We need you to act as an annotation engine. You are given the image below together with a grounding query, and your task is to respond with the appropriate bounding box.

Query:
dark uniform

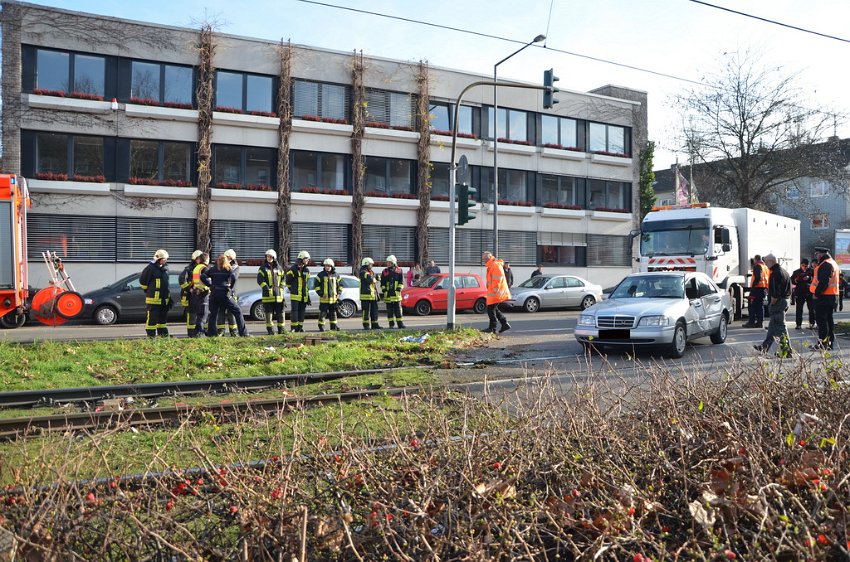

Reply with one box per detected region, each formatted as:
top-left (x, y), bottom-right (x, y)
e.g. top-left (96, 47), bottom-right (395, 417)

top-left (316, 262), bottom-right (341, 332)
top-left (790, 261), bottom-right (815, 329)
top-left (139, 254), bottom-right (170, 338)
top-left (359, 259), bottom-right (381, 330)
top-left (286, 259), bottom-right (310, 332)
top-left (178, 261), bottom-right (194, 335)
top-left (203, 260), bottom-right (249, 337)
top-left (257, 255), bottom-right (286, 335)
top-left (217, 251), bottom-right (240, 336)
top-left (380, 260), bottom-right (406, 329)
top-left (812, 248), bottom-right (839, 350)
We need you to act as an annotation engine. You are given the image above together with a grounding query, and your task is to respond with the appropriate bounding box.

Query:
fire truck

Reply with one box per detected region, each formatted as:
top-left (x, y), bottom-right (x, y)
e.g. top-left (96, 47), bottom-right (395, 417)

top-left (0, 173), bottom-right (84, 328)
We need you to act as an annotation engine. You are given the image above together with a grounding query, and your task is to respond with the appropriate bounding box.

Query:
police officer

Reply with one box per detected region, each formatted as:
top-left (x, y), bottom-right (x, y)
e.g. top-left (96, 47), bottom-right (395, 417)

top-left (316, 258), bottom-right (341, 332)
top-left (216, 249), bottom-right (241, 336)
top-left (380, 255), bottom-right (406, 329)
top-left (811, 246), bottom-right (839, 350)
top-left (203, 254), bottom-right (250, 337)
top-left (257, 249), bottom-right (285, 335)
top-left (359, 257), bottom-right (381, 330)
top-left (286, 250), bottom-right (311, 332)
top-left (790, 258), bottom-right (815, 330)
top-left (179, 250), bottom-right (203, 336)
top-left (188, 252), bottom-right (211, 338)
top-left (139, 249), bottom-right (171, 338)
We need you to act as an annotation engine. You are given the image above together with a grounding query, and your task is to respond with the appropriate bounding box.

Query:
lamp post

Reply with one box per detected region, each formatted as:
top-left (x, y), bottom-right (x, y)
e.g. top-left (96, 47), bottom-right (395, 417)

top-left (493, 34), bottom-right (545, 255)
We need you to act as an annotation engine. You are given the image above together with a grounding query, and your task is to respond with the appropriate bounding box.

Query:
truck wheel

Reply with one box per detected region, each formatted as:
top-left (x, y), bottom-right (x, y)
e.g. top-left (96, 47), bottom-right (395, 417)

top-left (710, 312), bottom-right (728, 344)
top-left (667, 321), bottom-right (687, 358)
top-left (0, 311), bottom-right (26, 329)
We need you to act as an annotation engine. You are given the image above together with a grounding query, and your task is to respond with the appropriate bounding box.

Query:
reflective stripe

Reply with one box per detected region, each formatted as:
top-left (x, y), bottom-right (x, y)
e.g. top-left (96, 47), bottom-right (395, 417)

top-left (751, 263), bottom-right (769, 288)
top-left (485, 258), bottom-right (511, 305)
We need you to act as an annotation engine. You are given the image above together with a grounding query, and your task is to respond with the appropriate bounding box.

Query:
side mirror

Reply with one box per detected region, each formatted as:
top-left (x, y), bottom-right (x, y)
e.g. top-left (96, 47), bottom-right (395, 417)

top-left (123, 285), bottom-right (133, 292)
top-left (721, 243), bottom-right (732, 252)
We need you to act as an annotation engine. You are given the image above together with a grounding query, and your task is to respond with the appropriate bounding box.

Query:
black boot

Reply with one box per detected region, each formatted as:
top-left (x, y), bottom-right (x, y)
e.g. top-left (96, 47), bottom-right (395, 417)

top-left (267, 327), bottom-right (275, 336)
top-left (481, 325), bottom-right (496, 333)
top-left (318, 325), bottom-right (324, 332)
top-left (397, 322), bottom-right (406, 329)
top-left (499, 322), bottom-right (511, 333)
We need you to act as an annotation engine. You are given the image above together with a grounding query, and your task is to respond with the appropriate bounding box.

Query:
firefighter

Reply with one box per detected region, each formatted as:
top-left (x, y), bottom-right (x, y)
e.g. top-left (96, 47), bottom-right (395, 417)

top-left (286, 250), bottom-right (311, 332)
top-left (380, 254), bottom-right (406, 328)
top-left (179, 250), bottom-right (203, 336)
top-left (203, 254), bottom-right (250, 337)
top-left (188, 252), bottom-right (211, 338)
top-left (216, 249), bottom-right (240, 336)
top-left (359, 257), bottom-right (381, 330)
top-left (257, 249), bottom-right (285, 335)
top-left (139, 249), bottom-right (171, 338)
top-left (316, 258), bottom-right (341, 332)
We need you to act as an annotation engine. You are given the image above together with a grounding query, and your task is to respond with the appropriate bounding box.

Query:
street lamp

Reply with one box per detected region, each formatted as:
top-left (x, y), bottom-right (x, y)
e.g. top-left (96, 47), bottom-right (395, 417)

top-left (493, 34), bottom-right (545, 255)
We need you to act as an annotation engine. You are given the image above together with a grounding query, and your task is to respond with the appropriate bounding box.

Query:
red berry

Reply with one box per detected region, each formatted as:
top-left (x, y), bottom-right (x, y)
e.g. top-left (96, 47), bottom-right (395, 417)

top-left (229, 505), bottom-right (238, 514)
top-left (409, 438), bottom-right (419, 447)
top-left (724, 550), bottom-right (737, 560)
top-left (627, 507), bottom-right (636, 516)
top-left (817, 534), bottom-right (828, 546)
top-left (491, 461), bottom-right (501, 470)
top-left (85, 492), bottom-right (96, 504)
top-left (165, 500), bottom-right (174, 511)
top-left (271, 488), bottom-right (282, 500)
top-left (571, 488), bottom-right (581, 498)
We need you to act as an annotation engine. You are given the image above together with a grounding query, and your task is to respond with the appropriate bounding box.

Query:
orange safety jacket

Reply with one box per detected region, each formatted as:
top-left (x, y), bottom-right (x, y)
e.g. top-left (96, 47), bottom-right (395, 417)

top-left (750, 263), bottom-right (769, 289)
top-left (811, 258), bottom-right (840, 296)
top-left (484, 257), bottom-right (511, 305)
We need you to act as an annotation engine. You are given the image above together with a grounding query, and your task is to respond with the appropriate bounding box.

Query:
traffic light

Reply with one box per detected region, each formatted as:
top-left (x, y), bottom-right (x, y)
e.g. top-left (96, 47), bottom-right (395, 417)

top-left (456, 183), bottom-right (477, 225)
top-left (543, 68), bottom-right (560, 109)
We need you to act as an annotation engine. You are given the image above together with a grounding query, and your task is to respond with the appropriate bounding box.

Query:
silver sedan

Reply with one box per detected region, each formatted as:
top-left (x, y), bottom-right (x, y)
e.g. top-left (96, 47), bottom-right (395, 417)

top-left (502, 274), bottom-right (602, 312)
top-left (574, 271), bottom-right (732, 358)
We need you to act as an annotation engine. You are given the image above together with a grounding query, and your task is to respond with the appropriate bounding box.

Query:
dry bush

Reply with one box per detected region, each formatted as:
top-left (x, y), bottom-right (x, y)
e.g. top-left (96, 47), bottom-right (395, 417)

top-left (0, 358), bottom-right (848, 561)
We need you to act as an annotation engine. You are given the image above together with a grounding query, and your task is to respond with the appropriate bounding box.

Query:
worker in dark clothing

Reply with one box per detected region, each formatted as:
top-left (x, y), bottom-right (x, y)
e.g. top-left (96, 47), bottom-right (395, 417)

top-left (286, 250), bottom-right (311, 332)
top-left (257, 249), bottom-right (285, 335)
top-left (316, 258), bottom-right (341, 332)
top-left (743, 255), bottom-right (768, 328)
top-left (530, 265), bottom-right (543, 278)
top-left (503, 262), bottom-right (514, 287)
top-left (810, 246), bottom-right (839, 350)
top-left (179, 250), bottom-right (203, 336)
top-left (753, 253), bottom-right (792, 358)
top-left (837, 271), bottom-right (848, 313)
top-left (188, 252), bottom-right (211, 338)
top-left (139, 249), bottom-right (171, 338)
top-left (359, 257), bottom-right (381, 330)
top-left (203, 254), bottom-right (249, 337)
top-left (790, 258), bottom-right (815, 330)
top-left (216, 249), bottom-right (240, 336)
top-left (380, 254), bottom-right (406, 329)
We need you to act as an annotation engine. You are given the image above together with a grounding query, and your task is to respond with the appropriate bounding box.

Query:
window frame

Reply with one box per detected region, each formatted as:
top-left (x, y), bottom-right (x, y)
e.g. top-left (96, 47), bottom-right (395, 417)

top-left (428, 101), bottom-right (476, 138)
top-left (32, 47), bottom-right (107, 99)
top-left (364, 88), bottom-right (417, 131)
top-left (587, 179), bottom-right (631, 212)
top-left (33, 132), bottom-right (106, 182)
top-left (129, 139), bottom-right (193, 186)
top-left (214, 70), bottom-right (276, 116)
top-left (212, 144), bottom-right (276, 190)
top-left (587, 122), bottom-right (630, 156)
top-left (290, 150), bottom-right (350, 194)
top-left (811, 213), bottom-right (830, 230)
top-left (363, 156), bottom-right (416, 197)
top-left (540, 115), bottom-right (580, 150)
top-left (129, 59), bottom-right (194, 108)
top-left (292, 79), bottom-right (350, 124)
top-left (488, 106), bottom-right (531, 143)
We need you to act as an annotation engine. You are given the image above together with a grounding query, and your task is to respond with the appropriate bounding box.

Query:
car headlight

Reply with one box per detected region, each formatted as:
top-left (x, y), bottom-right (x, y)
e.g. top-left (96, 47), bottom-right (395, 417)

top-left (403, 293), bottom-right (409, 300)
top-left (578, 314), bottom-right (595, 326)
top-left (84, 298), bottom-right (94, 305)
top-left (639, 315), bottom-right (670, 327)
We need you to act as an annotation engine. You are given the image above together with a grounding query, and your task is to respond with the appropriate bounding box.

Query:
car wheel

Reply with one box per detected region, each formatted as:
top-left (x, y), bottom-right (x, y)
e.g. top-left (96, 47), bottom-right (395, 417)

top-left (473, 298), bottom-right (487, 314)
top-left (523, 297), bottom-right (540, 313)
top-left (94, 305), bottom-right (118, 326)
top-left (0, 311), bottom-right (26, 329)
top-left (250, 301), bottom-right (266, 322)
top-left (580, 295), bottom-right (596, 310)
top-left (414, 300), bottom-right (432, 316)
top-left (668, 321), bottom-right (687, 358)
top-left (710, 312), bottom-right (728, 344)
top-left (337, 299), bottom-right (356, 319)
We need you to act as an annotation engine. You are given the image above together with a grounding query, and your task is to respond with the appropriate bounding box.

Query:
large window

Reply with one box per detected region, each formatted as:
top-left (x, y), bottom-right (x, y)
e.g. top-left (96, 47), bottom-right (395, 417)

top-left (291, 150), bottom-right (348, 194)
top-left (586, 234), bottom-right (631, 267)
top-left (365, 89), bottom-right (415, 130)
top-left (538, 232), bottom-right (587, 266)
top-left (810, 181), bottom-right (829, 197)
top-left (540, 174), bottom-right (579, 208)
top-left (429, 162), bottom-right (451, 200)
top-left (364, 157), bottom-right (415, 197)
top-left (215, 70), bottom-right (274, 115)
top-left (481, 168), bottom-right (532, 205)
top-left (129, 140), bottom-right (192, 186)
top-left (117, 217), bottom-right (195, 262)
top-left (489, 107), bottom-right (529, 143)
top-left (34, 49), bottom-right (105, 98)
top-left (428, 228), bottom-right (535, 265)
top-left (211, 220), bottom-right (276, 260)
top-left (27, 214), bottom-right (116, 262)
top-left (541, 115), bottom-right (579, 149)
top-left (587, 179), bottom-right (630, 211)
top-left (213, 145), bottom-right (275, 190)
top-left (292, 223), bottom-right (349, 265)
top-left (811, 213), bottom-right (829, 230)
top-left (130, 61), bottom-right (193, 108)
top-left (363, 225), bottom-right (415, 263)
top-left (34, 133), bottom-right (104, 181)
top-left (292, 79), bottom-right (349, 123)
top-left (588, 122), bottom-right (629, 156)
top-left (429, 102), bottom-right (474, 137)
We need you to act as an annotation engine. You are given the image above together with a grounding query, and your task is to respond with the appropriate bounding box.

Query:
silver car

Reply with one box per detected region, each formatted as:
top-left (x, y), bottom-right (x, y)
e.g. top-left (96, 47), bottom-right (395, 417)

top-left (503, 274), bottom-right (602, 312)
top-left (574, 271), bottom-right (732, 358)
top-left (238, 274), bottom-right (361, 321)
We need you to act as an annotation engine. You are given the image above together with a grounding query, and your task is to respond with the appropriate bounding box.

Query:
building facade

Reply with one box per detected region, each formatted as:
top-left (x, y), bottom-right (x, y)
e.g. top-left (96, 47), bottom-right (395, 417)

top-left (1, 1), bottom-right (646, 293)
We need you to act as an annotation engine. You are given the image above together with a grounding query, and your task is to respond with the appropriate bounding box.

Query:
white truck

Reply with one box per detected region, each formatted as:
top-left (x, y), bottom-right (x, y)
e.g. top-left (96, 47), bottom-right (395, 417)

top-left (637, 204), bottom-right (800, 320)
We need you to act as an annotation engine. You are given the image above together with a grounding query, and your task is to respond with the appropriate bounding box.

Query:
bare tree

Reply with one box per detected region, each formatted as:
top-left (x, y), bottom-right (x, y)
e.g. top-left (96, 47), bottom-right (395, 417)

top-left (677, 51), bottom-right (846, 210)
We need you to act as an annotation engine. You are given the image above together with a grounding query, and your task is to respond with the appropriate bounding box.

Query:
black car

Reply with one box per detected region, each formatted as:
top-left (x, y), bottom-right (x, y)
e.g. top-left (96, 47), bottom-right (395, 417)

top-left (82, 272), bottom-right (183, 325)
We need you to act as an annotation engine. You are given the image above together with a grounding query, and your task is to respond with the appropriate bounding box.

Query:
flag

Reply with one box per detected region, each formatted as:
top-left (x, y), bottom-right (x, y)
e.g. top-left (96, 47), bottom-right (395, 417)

top-left (675, 167), bottom-right (689, 206)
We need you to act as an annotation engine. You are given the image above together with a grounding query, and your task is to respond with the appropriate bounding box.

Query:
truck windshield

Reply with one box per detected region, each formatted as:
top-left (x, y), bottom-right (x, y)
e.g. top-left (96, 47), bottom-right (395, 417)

top-left (640, 218), bottom-right (711, 257)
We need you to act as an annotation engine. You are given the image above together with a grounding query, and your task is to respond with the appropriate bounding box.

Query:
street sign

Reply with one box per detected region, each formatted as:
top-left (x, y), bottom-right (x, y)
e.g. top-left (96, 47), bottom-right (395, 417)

top-left (457, 154), bottom-right (469, 186)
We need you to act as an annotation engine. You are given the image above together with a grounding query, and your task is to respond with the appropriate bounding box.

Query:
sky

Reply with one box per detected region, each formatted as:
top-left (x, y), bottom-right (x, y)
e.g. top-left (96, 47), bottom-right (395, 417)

top-left (17, 0), bottom-right (850, 170)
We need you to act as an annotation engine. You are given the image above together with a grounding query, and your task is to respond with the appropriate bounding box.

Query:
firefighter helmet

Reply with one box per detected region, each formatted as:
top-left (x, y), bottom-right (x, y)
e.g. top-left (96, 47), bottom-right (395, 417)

top-left (386, 254), bottom-right (397, 265)
top-left (323, 258), bottom-right (335, 267)
top-left (297, 250), bottom-right (311, 260)
top-left (362, 257), bottom-right (374, 267)
top-left (224, 249), bottom-right (237, 260)
top-left (154, 249), bottom-right (169, 260)
top-left (191, 250), bottom-right (203, 260)
top-left (265, 249), bottom-right (277, 259)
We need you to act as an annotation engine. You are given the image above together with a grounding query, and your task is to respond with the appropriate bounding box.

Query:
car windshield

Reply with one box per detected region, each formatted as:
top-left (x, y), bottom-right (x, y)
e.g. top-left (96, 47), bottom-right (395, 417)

top-left (610, 275), bottom-right (684, 299)
top-left (416, 275), bottom-right (441, 288)
top-left (518, 276), bottom-right (549, 289)
top-left (640, 218), bottom-right (711, 257)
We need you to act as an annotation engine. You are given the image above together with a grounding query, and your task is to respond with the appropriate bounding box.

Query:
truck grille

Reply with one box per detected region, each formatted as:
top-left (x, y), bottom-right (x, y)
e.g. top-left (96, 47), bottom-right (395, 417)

top-left (597, 315), bottom-right (635, 328)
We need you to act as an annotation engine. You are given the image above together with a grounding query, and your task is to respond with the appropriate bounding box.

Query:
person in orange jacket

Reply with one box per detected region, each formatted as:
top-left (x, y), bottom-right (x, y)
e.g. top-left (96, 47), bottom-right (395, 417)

top-left (482, 251), bottom-right (511, 334)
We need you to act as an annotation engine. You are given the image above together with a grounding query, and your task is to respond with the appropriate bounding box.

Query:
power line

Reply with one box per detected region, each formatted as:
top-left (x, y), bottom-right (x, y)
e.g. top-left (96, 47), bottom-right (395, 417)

top-left (689, 0), bottom-right (850, 44)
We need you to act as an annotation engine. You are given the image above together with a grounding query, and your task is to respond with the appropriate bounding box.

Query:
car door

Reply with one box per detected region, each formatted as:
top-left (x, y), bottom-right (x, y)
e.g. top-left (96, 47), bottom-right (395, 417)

top-left (684, 275), bottom-right (708, 334)
top-left (697, 275), bottom-right (725, 333)
top-left (463, 275), bottom-right (483, 309)
top-left (563, 276), bottom-right (586, 308)
top-left (430, 276), bottom-right (450, 310)
top-left (540, 276), bottom-right (567, 308)
top-left (307, 276), bottom-right (319, 313)
top-left (456, 276), bottom-right (475, 309)
top-left (167, 273), bottom-right (183, 320)
top-left (121, 275), bottom-right (147, 318)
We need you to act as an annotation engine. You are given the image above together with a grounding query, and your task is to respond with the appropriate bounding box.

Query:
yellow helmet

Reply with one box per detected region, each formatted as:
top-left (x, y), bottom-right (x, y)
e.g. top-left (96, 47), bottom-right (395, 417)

top-left (154, 249), bottom-right (169, 260)
top-left (323, 258), bottom-right (335, 267)
top-left (386, 255), bottom-right (397, 265)
top-left (362, 257), bottom-right (374, 267)
top-left (298, 250), bottom-right (311, 260)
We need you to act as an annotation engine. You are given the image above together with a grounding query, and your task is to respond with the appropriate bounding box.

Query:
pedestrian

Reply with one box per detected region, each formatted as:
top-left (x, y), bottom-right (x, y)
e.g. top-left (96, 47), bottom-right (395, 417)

top-left (257, 249), bottom-right (285, 335)
top-left (482, 250), bottom-right (511, 334)
top-left (381, 254), bottom-right (406, 329)
top-left (424, 260), bottom-right (441, 275)
top-left (790, 258), bottom-right (815, 330)
top-left (530, 264), bottom-right (543, 278)
top-left (753, 253), bottom-right (792, 357)
top-left (139, 249), bottom-right (171, 338)
top-left (179, 250), bottom-right (203, 336)
top-left (406, 263), bottom-right (423, 287)
top-left (316, 258), bottom-right (341, 332)
top-left (216, 249), bottom-right (241, 336)
top-left (359, 257), bottom-right (381, 329)
top-left (503, 261), bottom-right (514, 287)
top-left (187, 252), bottom-right (211, 338)
top-left (837, 271), bottom-right (848, 312)
top-left (810, 246), bottom-right (839, 350)
top-left (743, 254), bottom-right (768, 328)
top-left (203, 255), bottom-right (250, 337)
top-left (286, 251), bottom-right (311, 332)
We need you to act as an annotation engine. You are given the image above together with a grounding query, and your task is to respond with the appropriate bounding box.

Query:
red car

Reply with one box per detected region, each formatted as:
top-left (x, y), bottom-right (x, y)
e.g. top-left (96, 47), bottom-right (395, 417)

top-left (401, 273), bottom-right (488, 316)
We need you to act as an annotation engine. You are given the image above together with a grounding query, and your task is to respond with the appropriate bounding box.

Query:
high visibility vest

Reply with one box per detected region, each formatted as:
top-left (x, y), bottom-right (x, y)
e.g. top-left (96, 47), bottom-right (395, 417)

top-left (485, 257), bottom-right (511, 305)
top-left (810, 259), bottom-right (840, 296)
top-left (809, 263), bottom-right (819, 294)
top-left (192, 263), bottom-right (210, 291)
top-left (751, 263), bottom-right (769, 288)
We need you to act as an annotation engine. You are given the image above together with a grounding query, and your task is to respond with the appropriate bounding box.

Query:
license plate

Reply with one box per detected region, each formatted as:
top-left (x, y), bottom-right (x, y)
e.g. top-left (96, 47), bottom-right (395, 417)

top-left (599, 329), bottom-right (630, 339)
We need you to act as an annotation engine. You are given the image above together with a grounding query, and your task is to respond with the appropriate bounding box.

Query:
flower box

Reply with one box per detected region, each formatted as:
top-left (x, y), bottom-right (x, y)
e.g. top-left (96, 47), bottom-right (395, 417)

top-left (300, 187), bottom-right (348, 196)
top-left (365, 191), bottom-right (417, 200)
top-left (591, 150), bottom-right (629, 158)
top-left (497, 137), bottom-right (532, 146)
top-left (301, 115), bottom-right (349, 125)
top-left (592, 207), bottom-right (629, 213)
top-left (432, 129), bottom-right (477, 140)
top-left (32, 88), bottom-right (66, 97)
top-left (590, 152), bottom-right (632, 167)
top-left (72, 174), bottom-right (106, 183)
top-left (498, 199), bottom-right (533, 207)
top-left (215, 106), bottom-right (245, 115)
top-left (431, 195), bottom-right (450, 202)
top-left (129, 97), bottom-right (193, 110)
top-left (543, 203), bottom-right (582, 210)
top-left (129, 177), bottom-right (191, 187)
top-left (35, 172), bottom-right (68, 181)
top-left (70, 91), bottom-right (105, 101)
top-left (365, 121), bottom-right (414, 132)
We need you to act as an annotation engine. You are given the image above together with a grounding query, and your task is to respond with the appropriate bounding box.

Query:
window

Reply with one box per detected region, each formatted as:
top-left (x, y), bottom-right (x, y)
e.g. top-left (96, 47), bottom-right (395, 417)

top-left (428, 102), bottom-right (474, 136)
top-left (541, 115), bottom-right (578, 149)
top-left (541, 174), bottom-right (578, 207)
top-left (35, 133), bottom-right (104, 181)
top-left (291, 150), bottom-right (348, 193)
top-left (588, 122), bottom-right (629, 156)
top-left (538, 231), bottom-right (587, 266)
top-left (292, 79), bottom-right (349, 123)
top-left (481, 168), bottom-right (531, 204)
top-left (587, 179), bottom-right (630, 211)
top-left (810, 181), bottom-right (829, 197)
top-left (786, 185), bottom-right (801, 199)
top-left (130, 140), bottom-right (192, 186)
top-left (292, 222), bottom-right (349, 264)
top-left (365, 89), bottom-right (415, 130)
top-left (210, 220), bottom-right (276, 260)
top-left (586, 234), bottom-right (631, 267)
top-left (213, 145), bottom-right (275, 190)
top-left (215, 70), bottom-right (275, 115)
top-left (430, 162), bottom-right (451, 200)
top-left (427, 228), bottom-right (535, 265)
top-left (117, 217), bottom-right (195, 262)
top-left (27, 214), bottom-right (116, 262)
top-left (363, 225), bottom-right (415, 262)
top-left (489, 107), bottom-right (529, 142)
top-left (811, 213), bottom-right (829, 229)
top-left (131, 61), bottom-right (193, 107)
top-left (364, 157), bottom-right (415, 196)
top-left (34, 49), bottom-right (105, 98)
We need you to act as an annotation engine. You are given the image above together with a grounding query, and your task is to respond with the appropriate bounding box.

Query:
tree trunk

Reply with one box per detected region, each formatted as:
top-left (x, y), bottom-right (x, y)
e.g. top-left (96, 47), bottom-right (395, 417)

top-left (195, 25), bottom-right (215, 252)
top-left (350, 51), bottom-right (365, 275)
top-left (415, 62), bottom-right (431, 268)
top-left (276, 41), bottom-right (293, 261)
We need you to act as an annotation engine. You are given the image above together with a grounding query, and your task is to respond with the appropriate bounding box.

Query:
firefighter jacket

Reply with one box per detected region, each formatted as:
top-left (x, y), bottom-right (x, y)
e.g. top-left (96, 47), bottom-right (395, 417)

top-left (484, 257), bottom-right (511, 305)
top-left (380, 266), bottom-right (404, 303)
top-left (140, 261), bottom-right (170, 306)
top-left (202, 266), bottom-right (237, 295)
top-left (192, 263), bottom-right (210, 293)
top-left (286, 264), bottom-right (310, 302)
top-left (257, 261), bottom-right (285, 303)
top-left (316, 269), bottom-right (341, 304)
top-left (359, 266), bottom-right (379, 301)
top-left (179, 263), bottom-right (194, 306)
top-left (813, 257), bottom-right (840, 296)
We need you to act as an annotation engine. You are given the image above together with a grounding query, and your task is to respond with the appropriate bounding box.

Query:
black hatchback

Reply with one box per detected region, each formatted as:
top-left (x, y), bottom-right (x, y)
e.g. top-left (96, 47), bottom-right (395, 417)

top-left (82, 272), bottom-right (183, 325)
